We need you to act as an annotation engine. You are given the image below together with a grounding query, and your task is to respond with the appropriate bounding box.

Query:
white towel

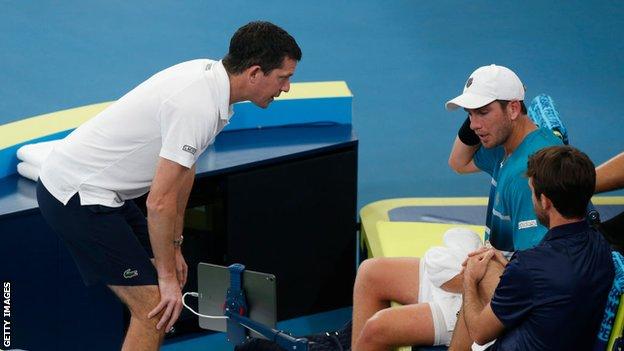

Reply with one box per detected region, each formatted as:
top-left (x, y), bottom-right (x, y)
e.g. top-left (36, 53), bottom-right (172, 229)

top-left (17, 162), bottom-right (40, 182)
top-left (424, 227), bottom-right (483, 288)
top-left (418, 228), bottom-right (484, 332)
top-left (16, 140), bottom-right (61, 168)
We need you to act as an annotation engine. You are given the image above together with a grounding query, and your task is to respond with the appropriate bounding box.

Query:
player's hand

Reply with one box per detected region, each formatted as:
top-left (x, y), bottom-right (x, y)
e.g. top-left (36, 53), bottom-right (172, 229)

top-left (466, 247), bottom-right (508, 268)
top-left (464, 249), bottom-right (494, 284)
top-left (490, 249), bottom-right (509, 268)
top-left (175, 248), bottom-right (188, 289)
top-left (467, 246), bottom-right (490, 258)
top-left (148, 275), bottom-right (183, 331)
top-left (462, 246), bottom-right (490, 267)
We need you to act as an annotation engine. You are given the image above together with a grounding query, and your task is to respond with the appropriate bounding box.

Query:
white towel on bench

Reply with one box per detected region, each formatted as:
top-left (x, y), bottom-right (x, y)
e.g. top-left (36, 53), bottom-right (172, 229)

top-left (15, 140), bottom-right (62, 181)
top-left (16, 140), bottom-right (61, 168)
top-left (17, 162), bottom-right (40, 182)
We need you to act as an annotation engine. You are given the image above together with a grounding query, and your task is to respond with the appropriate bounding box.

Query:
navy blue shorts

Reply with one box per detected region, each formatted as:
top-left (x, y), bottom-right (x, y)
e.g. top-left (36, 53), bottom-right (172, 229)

top-left (36, 181), bottom-right (158, 286)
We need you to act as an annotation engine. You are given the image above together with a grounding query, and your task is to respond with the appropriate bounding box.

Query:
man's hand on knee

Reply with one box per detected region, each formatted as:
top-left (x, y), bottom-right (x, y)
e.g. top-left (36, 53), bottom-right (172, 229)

top-left (148, 276), bottom-right (183, 332)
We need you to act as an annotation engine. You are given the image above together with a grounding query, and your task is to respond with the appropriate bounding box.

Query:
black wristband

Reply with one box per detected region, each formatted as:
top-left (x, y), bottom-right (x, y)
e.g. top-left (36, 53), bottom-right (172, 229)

top-left (457, 117), bottom-right (480, 146)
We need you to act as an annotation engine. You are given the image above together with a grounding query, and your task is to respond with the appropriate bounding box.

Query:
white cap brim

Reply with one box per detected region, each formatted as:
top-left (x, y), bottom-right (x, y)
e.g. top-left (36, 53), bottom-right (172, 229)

top-left (445, 92), bottom-right (496, 111)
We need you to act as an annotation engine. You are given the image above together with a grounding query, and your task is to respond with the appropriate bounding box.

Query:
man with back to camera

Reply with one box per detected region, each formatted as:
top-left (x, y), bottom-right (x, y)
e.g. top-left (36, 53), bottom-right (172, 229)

top-left (461, 145), bottom-right (614, 350)
top-left (350, 65), bottom-right (563, 350)
top-left (36, 21), bottom-right (301, 350)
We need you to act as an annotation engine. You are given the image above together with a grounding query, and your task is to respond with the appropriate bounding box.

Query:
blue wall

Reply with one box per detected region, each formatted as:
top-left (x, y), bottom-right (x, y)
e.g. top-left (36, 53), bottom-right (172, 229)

top-left (2, 0), bottom-right (623, 207)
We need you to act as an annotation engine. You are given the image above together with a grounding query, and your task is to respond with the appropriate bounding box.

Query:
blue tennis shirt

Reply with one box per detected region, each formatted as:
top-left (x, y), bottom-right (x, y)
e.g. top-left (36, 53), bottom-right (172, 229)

top-left (474, 128), bottom-right (562, 252)
top-left (489, 220), bottom-right (614, 350)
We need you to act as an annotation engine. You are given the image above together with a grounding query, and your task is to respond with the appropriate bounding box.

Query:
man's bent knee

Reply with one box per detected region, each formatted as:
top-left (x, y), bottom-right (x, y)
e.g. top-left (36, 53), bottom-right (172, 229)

top-left (357, 258), bottom-right (382, 279)
top-left (109, 285), bottom-right (162, 325)
top-left (358, 311), bottom-right (391, 348)
top-left (354, 258), bottom-right (384, 292)
top-left (477, 260), bottom-right (505, 303)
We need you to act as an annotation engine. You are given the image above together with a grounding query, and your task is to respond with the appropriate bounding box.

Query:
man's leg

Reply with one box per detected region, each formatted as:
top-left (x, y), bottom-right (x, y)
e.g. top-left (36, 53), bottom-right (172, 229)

top-left (354, 303), bottom-right (435, 351)
top-left (109, 284), bottom-right (166, 351)
top-left (448, 260), bottom-right (504, 351)
top-left (352, 257), bottom-right (422, 348)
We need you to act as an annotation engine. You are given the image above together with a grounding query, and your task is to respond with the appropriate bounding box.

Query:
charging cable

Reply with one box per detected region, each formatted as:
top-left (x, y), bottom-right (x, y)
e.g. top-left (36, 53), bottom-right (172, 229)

top-left (182, 292), bottom-right (229, 320)
top-left (182, 292), bottom-right (269, 335)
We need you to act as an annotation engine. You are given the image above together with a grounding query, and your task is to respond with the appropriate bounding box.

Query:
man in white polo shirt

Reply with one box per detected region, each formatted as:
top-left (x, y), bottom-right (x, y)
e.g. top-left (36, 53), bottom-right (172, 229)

top-left (36, 21), bottom-right (301, 350)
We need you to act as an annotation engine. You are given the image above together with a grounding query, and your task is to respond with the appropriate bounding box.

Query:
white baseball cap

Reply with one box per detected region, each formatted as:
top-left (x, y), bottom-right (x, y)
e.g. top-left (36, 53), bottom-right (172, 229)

top-left (445, 64), bottom-right (525, 111)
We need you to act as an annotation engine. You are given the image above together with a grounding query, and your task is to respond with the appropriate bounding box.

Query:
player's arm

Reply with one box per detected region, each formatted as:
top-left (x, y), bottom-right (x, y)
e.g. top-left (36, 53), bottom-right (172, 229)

top-left (175, 164), bottom-right (195, 235)
top-left (463, 251), bottom-right (505, 344)
top-left (171, 164), bottom-right (195, 289)
top-left (449, 116), bottom-right (481, 174)
top-left (464, 296), bottom-right (505, 344)
top-left (146, 157), bottom-right (195, 331)
top-left (596, 151), bottom-right (624, 193)
top-left (449, 137), bottom-right (480, 173)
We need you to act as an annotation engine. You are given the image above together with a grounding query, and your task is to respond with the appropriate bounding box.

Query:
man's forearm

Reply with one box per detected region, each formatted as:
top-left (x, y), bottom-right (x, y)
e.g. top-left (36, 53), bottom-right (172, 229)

top-left (463, 279), bottom-right (486, 340)
top-left (449, 136), bottom-right (480, 174)
top-left (148, 202), bottom-right (178, 277)
top-left (174, 166), bottom-right (195, 238)
top-left (596, 152), bottom-right (624, 193)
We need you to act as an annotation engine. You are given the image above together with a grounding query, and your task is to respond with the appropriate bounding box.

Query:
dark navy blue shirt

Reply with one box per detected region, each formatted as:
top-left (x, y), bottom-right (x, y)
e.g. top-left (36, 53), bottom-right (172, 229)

top-left (490, 220), bottom-right (614, 350)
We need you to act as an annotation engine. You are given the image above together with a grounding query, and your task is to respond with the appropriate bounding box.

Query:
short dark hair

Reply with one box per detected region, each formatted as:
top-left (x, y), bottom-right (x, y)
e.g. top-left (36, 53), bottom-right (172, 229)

top-left (223, 21), bottom-right (302, 75)
top-left (526, 145), bottom-right (596, 219)
top-left (498, 100), bottom-right (528, 114)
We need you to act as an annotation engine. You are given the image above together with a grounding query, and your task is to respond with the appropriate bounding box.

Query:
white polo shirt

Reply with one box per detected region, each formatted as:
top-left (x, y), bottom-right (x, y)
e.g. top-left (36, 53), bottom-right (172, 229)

top-left (40, 59), bottom-right (233, 207)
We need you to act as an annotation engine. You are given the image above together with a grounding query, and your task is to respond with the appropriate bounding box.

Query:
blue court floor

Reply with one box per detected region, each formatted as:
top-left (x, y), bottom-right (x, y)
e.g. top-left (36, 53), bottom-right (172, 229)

top-left (162, 308), bottom-right (352, 351)
top-left (2, 1), bottom-right (623, 207)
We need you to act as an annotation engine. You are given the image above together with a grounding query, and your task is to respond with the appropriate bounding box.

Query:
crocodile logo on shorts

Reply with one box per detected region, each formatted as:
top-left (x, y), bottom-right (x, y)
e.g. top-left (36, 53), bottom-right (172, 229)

top-left (123, 269), bottom-right (139, 279)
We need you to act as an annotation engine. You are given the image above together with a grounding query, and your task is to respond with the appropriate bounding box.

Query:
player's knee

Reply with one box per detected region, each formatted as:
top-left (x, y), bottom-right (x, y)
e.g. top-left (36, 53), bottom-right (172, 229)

top-left (115, 285), bottom-right (161, 319)
top-left (356, 258), bottom-right (386, 286)
top-left (134, 286), bottom-right (161, 314)
top-left (130, 288), bottom-right (165, 333)
top-left (358, 310), bottom-right (392, 347)
top-left (356, 257), bottom-right (377, 276)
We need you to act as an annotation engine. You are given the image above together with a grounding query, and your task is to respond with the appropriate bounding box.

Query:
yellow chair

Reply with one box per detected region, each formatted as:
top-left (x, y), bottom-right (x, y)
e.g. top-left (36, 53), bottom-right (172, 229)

top-left (360, 199), bottom-right (486, 351)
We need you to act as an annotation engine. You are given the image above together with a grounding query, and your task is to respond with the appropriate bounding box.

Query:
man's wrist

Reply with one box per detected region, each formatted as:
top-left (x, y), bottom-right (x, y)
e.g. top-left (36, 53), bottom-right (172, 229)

top-left (157, 270), bottom-right (177, 279)
top-left (458, 116), bottom-right (480, 146)
top-left (463, 274), bottom-right (478, 290)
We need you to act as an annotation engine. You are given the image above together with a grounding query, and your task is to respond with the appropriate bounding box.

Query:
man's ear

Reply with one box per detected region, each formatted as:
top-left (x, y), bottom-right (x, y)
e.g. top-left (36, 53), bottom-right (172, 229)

top-left (508, 100), bottom-right (521, 120)
top-left (540, 193), bottom-right (552, 211)
top-left (246, 65), bottom-right (262, 83)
